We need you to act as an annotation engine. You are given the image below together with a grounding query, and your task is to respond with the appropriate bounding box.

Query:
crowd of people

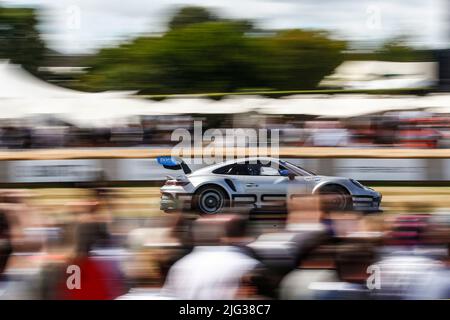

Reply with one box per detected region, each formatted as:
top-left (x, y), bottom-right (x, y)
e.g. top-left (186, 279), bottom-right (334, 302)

top-left (1, 111), bottom-right (449, 150)
top-left (271, 112), bottom-right (450, 148)
top-left (0, 187), bottom-right (449, 300)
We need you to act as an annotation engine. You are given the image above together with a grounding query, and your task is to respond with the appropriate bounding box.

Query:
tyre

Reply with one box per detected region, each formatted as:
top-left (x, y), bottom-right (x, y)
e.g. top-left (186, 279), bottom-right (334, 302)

top-left (319, 185), bottom-right (352, 212)
top-left (193, 186), bottom-right (229, 214)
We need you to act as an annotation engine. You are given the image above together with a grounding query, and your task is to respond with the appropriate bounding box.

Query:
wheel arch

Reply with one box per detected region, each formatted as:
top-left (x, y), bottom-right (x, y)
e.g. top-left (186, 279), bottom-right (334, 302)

top-left (193, 182), bottom-right (232, 200)
top-left (313, 182), bottom-right (352, 196)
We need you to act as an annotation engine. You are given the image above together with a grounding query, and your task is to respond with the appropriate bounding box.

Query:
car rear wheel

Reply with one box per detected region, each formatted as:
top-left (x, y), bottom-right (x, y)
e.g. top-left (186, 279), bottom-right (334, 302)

top-left (319, 185), bottom-right (352, 212)
top-left (194, 186), bottom-right (228, 214)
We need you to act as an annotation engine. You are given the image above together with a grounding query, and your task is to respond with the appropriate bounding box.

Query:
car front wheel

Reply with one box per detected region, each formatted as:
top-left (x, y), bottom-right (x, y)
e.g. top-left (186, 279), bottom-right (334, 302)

top-left (319, 185), bottom-right (352, 212)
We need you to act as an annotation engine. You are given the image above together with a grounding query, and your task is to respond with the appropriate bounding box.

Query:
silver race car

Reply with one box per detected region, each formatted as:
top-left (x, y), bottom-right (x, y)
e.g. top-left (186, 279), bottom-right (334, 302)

top-left (158, 156), bottom-right (382, 214)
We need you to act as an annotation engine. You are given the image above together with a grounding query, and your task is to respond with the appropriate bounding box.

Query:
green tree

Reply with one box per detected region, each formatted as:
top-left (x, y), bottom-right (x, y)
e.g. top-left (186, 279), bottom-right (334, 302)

top-left (79, 37), bottom-right (165, 92)
top-left (376, 37), bottom-right (431, 62)
top-left (80, 7), bottom-right (347, 94)
top-left (168, 6), bottom-right (218, 30)
top-left (0, 6), bottom-right (46, 73)
top-left (260, 29), bottom-right (347, 90)
top-left (155, 21), bottom-right (264, 93)
top-left (346, 37), bottom-right (432, 62)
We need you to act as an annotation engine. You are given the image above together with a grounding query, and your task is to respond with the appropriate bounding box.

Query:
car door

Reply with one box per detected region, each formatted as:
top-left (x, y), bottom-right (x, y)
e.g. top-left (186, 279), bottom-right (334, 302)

top-left (279, 160), bottom-right (314, 202)
top-left (218, 162), bottom-right (271, 208)
top-left (218, 161), bottom-right (307, 209)
top-left (259, 161), bottom-right (312, 205)
top-left (219, 163), bottom-right (259, 209)
top-left (250, 162), bottom-right (289, 207)
top-left (236, 161), bottom-right (300, 208)
top-left (233, 163), bottom-right (267, 207)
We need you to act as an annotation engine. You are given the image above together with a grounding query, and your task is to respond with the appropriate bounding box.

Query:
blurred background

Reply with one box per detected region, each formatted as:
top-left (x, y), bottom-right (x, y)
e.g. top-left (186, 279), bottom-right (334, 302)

top-left (0, 0), bottom-right (450, 300)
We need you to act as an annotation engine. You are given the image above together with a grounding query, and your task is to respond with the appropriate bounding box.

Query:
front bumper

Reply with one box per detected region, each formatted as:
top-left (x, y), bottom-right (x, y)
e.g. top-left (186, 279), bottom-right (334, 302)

top-left (352, 192), bottom-right (382, 213)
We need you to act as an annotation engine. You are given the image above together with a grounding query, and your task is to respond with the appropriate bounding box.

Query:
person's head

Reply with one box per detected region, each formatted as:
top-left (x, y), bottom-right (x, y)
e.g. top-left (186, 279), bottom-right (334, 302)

top-left (74, 221), bottom-right (110, 256)
top-left (192, 214), bottom-right (248, 246)
top-left (335, 242), bottom-right (376, 284)
top-left (222, 215), bottom-right (249, 245)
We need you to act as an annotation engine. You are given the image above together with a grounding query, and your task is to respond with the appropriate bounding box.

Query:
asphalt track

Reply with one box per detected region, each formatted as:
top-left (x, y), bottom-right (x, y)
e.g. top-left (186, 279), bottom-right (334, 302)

top-left (25, 186), bottom-right (450, 219)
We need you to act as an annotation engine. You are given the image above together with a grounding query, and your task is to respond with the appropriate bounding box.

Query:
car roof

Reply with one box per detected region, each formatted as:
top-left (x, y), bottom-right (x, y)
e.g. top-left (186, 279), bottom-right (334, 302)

top-left (191, 157), bottom-right (280, 175)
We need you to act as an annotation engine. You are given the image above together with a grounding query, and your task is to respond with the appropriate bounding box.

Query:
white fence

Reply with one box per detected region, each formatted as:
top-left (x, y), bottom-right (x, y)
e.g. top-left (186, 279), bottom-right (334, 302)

top-left (0, 158), bottom-right (447, 183)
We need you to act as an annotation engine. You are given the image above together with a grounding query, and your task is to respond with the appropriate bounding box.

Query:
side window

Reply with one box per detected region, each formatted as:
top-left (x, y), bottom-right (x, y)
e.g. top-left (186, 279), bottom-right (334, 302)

top-left (215, 163), bottom-right (261, 176)
top-left (228, 163), bottom-right (259, 176)
top-left (213, 162), bottom-right (283, 176)
top-left (246, 164), bottom-right (261, 176)
top-left (212, 164), bottom-right (233, 174)
top-left (260, 166), bottom-right (280, 176)
top-left (222, 164), bottom-right (248, 175)
top-left (259, 161), bottom-right (286, 176)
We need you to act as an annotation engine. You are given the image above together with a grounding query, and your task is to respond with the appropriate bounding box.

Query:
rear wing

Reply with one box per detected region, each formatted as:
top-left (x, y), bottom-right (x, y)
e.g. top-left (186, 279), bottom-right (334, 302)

top-left (156, 156), bottom-right (192, 174)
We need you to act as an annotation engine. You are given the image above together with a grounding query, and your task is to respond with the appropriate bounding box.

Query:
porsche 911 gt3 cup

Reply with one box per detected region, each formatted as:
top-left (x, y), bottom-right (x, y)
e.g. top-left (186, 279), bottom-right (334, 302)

top-left (158, 156), bottom-right (382, 214)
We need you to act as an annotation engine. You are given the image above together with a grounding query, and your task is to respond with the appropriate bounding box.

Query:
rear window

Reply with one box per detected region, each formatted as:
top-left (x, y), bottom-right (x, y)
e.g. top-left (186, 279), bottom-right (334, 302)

top-left (212, 164), bottom-right (233, 174)
top-left (212, 163), bottom-right (259, 175)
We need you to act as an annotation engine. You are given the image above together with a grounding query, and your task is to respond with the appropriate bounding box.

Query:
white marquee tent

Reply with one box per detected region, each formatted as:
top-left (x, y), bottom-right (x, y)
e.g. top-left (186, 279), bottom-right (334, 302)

top-left (319, 60), bottom-right (437, 90)
top-left (3, 61), bottom-right (450, 126)
top-left (258, 94), bottom-right (427, 118)
top-left (0, 61), bottom-right (168, 126)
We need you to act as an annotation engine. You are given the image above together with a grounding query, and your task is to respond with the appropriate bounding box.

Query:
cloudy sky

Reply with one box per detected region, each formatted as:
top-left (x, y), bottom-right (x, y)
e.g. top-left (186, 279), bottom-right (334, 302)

top-left (1, 0), bottom-right (448, 54)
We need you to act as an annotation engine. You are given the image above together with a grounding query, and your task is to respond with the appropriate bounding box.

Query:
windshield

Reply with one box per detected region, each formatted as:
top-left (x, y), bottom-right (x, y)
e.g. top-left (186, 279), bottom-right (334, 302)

top-left (280, 160), bottom-right (316, 176)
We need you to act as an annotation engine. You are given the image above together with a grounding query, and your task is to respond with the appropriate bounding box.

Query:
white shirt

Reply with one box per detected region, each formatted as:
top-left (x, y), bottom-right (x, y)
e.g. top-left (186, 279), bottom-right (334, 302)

top-left (162, 246), bottom-right (259, 300)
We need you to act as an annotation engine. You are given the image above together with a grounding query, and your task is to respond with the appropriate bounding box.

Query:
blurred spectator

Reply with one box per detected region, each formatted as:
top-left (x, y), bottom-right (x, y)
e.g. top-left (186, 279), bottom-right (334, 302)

top-left (371, 255), bottom-right (449, 299)
top-left (305, 121), bottom-right (350, 147)
top-left (0, 112), bottom-right (450, 149)
top-left (123, 215), bottom-right (185, 288)
top-left (52, 199), bottom-right (126, 300)
top-left (397, 119), bottom-right (440, 148)
top-left (161, 215), bottom-right (262, 300)
top-left (0, 209), bottom-right (12, 281)
top-left (248, 196), bottom-right (330, 296)
top-left (277, 195), bottom-right (383, 299)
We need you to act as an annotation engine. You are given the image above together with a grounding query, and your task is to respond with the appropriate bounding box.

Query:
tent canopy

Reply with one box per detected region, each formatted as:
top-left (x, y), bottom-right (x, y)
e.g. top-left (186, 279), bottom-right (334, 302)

top-left (3, 61), bottom-right (450, 126)
top-left (319, 60), bottom-right (437, 90)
